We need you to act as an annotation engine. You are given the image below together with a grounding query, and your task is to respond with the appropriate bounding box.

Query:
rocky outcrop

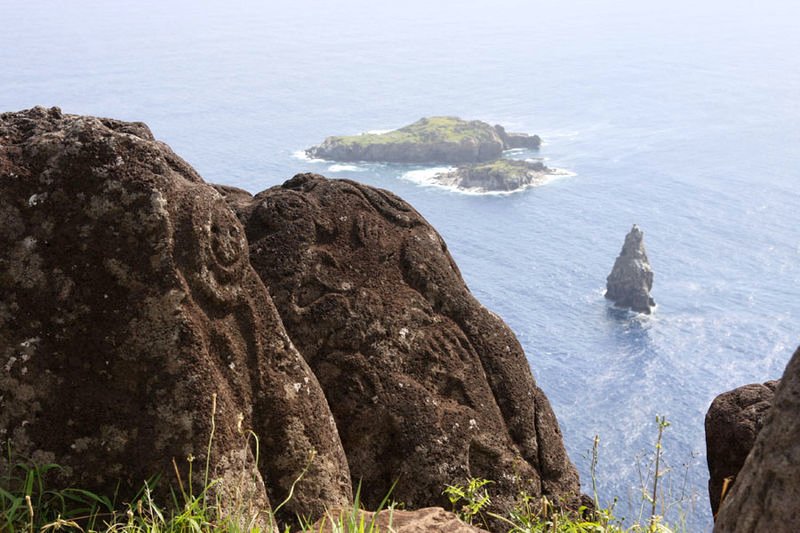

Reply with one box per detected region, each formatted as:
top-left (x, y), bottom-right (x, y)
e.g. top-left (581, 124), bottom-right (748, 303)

top-left (223, 173), bottom-right (581, 517)
top-left (306, 117), bottom-right (540, 164)
top-left (605, 225), bottom-right (655, 314)
top-left (0, 107), bottom-right (352, 525)
top-left (705, 380), bottom-right (778, 516)
top-left (432, 159), bottom-right (560, 192)
top-left (714, 346), bottom-right (800, 532)
top-left (313, 507), bottom-right (488, 532)
top-left (493, 124), bottom-right (541, 150)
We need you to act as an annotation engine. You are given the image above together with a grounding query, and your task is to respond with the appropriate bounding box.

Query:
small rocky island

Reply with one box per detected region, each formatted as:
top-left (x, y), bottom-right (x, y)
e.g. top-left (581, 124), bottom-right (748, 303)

top-left (431, 159), bottom-right (563, 193)
top-left (605, 225), bottom-right (655, 314)
top-left (306, 116), bottom-right (541, 165)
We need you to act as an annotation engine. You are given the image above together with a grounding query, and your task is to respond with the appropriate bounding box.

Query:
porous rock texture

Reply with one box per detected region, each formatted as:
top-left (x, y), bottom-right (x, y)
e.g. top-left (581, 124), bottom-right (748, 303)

top-left (605, 225), bottom-right (655, 314)
top-left (313, 507), bottom-right (489, 533)
top-left (705, 379), bottom-right (778, 516)
top-left (221, 173), bottom-right (581, 517)
top-left (0, 107), bottom-right (351, 525)
top-left (714, 346), bottom-right (800, 532)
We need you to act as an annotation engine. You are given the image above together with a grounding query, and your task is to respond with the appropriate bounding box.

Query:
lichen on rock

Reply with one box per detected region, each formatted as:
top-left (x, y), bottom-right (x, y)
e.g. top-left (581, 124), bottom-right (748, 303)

top-left (0, 107), bottom-right (351, 526)
top-left (221, 173), bottom-right (581, 517)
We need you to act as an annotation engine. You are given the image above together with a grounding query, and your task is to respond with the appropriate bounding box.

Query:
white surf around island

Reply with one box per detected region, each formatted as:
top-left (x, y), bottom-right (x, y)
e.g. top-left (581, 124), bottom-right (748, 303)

top-left (291, 149), bottom-right (326, 163)
top-left (292, 148), bottom-right (574, 196)
top-left (400, 163), bottom-right (574, 196)
top-left (328, 163), bottom-right (368, 172)
top-left (292, 150), bottom-right (385, 173)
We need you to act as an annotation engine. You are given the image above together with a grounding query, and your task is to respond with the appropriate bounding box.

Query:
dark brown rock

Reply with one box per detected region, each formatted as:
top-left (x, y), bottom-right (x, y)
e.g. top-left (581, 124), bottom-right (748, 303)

top-left (714, 346), bottom-right (800, 532)
top-left (313, 507), bottom-right (489, 532)
top-left (0, 108), bottom-right (351, 525)
top-left (230, 173), bottom-right (581, 517)
top-left (705, 380), bottom-right (778, 516)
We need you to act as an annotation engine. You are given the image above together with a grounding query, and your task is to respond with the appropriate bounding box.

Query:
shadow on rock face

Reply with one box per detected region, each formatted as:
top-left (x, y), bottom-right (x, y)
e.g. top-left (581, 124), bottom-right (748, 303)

top-left (0, 108), bottom-right (351, 527)
top-left (705, 379), bottom-right (778, 517)
top-left (222, 173), bottom-right (581, 516)
top-left (713, 346), bottom-right (800, 532)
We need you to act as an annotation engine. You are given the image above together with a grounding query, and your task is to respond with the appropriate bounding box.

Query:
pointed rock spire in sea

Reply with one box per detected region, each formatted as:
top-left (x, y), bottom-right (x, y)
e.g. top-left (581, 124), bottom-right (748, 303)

top-left (605, 224), bottom-right (655, 314)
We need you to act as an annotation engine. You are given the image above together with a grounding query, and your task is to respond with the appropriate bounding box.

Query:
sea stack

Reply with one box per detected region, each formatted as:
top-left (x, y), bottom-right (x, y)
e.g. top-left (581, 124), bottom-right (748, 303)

top-left (605, 224), bottom-right (655, 314)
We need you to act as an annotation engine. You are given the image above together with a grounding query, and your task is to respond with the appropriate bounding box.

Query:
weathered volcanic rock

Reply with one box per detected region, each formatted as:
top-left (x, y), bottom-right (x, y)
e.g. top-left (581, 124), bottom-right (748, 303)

top-left (714, 346), bottom-right (800, 532)
top-left (221, 173), bottom-right (581, 517)
top-left (432, 159), bottom-right (560, 193)
top-left (493, 124), bottom-right (541, 150)
top-left (0, 107), bottom-right (351, 524)
top-left (306, 117), bottom-right (540, 165)
top-left (313, 507), bottom-right (488, 533)
top-left (605, 225), bottom-right (655, 314)
top-left (705, 380), bottom-right (778, 516)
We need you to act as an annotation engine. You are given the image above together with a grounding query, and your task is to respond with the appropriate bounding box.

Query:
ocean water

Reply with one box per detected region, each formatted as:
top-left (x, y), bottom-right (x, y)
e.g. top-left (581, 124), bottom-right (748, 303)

top-left (2, 0), bottom-right (799, 529)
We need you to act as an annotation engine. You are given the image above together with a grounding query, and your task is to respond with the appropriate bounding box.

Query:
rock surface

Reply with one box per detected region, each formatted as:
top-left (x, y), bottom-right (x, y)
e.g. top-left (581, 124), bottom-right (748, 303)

top-left (705, 380), bottom-right (778, 516)
top-left (306, 117), bottom-right (540, 164)
top-left (226, 173), bottom-right (581, 517)
top-left (432, 159), bottom-right (560, 192)
top-left (605, 225), bottom-right (655, 314)
top-left (493, 124), bottom-right (541, 150)
top-left (0, 107), bottom-right (352, 524)
top-left (714, 346), bottom-right (800, 532)
top-left (313, 507), bottom-right (488, 533)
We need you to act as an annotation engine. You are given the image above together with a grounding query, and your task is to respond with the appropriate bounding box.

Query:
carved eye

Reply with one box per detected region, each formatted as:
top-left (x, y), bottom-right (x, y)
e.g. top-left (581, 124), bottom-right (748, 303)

top-left (210, 222), bottom-right (243, 268)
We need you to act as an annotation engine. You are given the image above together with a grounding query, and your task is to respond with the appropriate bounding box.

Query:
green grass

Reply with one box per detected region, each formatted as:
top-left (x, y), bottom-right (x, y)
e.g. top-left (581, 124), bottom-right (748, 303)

top-left (321, 116), bottom-right (499, 147)
top-left (442, 416), bottom-right (695, 533)
top-left (0, 394), bottom-right (395, 533)
top-left (1, 414), bottom-right (696, 532)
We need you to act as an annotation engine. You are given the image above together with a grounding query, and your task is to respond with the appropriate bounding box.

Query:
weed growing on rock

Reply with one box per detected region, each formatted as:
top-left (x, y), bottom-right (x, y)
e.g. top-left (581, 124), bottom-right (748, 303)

top-left (2, 412), bottom-right (700, 532)
top-left (443, 477), bottom-right (493, 528)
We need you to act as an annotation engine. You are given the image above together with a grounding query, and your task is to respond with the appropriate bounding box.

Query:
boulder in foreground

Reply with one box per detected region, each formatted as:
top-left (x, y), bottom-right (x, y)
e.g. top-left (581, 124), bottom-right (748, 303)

top-left (306, 116), bottom-right (541, 164)
top-left (705, 379), bottom-right (778, 516)
top-left (714, 346), bottom-right (800, 532)
top-left (0, 107), bottom-right (352, 525)
top-left (220, 173), bottom-right (581, 517)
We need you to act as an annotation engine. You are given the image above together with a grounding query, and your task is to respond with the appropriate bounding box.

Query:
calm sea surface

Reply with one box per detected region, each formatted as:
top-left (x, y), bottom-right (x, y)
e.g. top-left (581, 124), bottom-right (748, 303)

top-left (3, 1), bottom-right (799, 529)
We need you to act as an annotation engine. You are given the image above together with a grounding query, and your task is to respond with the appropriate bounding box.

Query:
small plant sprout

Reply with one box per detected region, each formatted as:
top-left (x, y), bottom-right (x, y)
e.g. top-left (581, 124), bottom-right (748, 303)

top-left (443, 477), bottom-right (493, 527)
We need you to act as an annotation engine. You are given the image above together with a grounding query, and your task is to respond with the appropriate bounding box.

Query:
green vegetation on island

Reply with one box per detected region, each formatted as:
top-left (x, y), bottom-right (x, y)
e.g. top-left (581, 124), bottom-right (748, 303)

top-left (433, 158), bottom-right (564, 193)
top-left (324, 116), bottom-right (501, 146)
top-left (2, 416), bottom-right (693, 532)
top-left (306, 116), bottom-right (541, 165)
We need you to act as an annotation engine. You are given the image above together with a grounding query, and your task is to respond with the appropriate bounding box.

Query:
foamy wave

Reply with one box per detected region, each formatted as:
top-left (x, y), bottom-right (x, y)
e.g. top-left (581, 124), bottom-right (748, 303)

top-left (328, 164), bottom-right (367, 172)
top-left (400, 166), bottom-right (574, 196)
top-left (364, 129), bottom-right (392, 135)
top-left (291, 149), bottom-right (325, 163)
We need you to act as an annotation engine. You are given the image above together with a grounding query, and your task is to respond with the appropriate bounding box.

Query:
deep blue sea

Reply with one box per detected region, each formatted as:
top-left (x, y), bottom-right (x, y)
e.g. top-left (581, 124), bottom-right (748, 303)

top-left (3, 1), bottom-right (799, 530)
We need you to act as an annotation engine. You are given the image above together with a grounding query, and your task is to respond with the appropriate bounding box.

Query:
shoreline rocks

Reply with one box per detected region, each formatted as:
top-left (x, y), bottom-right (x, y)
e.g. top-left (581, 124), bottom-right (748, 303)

top-left (605, 225), bottom-right (655, 314)
top-left (431, 159), bottom-right (561, 192)
top-left (306, 117), bottom-right (541, 164)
